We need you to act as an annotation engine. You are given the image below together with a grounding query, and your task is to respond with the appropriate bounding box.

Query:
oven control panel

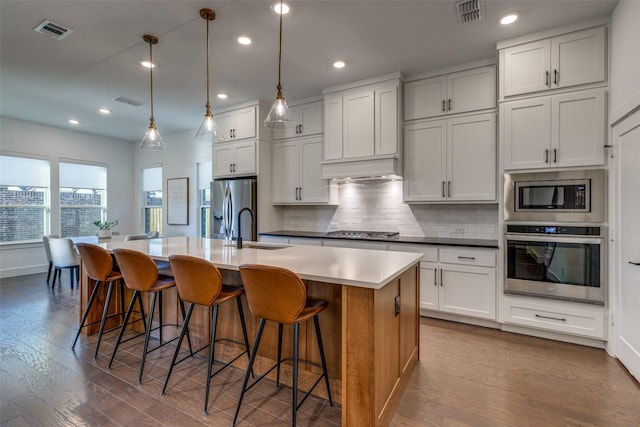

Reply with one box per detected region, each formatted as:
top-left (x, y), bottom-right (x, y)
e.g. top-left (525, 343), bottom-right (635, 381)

top-left (506, 225), bottom-right (601, 236)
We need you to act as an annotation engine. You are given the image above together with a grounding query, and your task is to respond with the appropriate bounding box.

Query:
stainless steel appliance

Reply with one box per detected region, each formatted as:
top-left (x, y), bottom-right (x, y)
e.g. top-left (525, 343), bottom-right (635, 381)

top-left (504, 169), bottom-right (605, 223)
top-left (505, 224), bottom-right (605, 305)
top-left (211, 177), bottom-right (257, 242)
top-left (327, 230), bottom-right (400, 239)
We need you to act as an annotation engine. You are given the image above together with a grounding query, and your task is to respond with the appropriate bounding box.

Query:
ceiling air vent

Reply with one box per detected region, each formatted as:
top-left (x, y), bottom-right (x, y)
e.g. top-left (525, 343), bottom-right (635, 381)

top-left (114, 96), bottom-right (144, 107)
top-left (455, 0), bottom-right (482, 24)
top-left (33, 19), bottom-right (73, 40)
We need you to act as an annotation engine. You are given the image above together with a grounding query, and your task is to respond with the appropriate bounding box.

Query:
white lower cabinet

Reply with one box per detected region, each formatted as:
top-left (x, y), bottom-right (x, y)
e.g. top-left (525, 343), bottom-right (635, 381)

top-left (502, 295), bottom-right (606, 339)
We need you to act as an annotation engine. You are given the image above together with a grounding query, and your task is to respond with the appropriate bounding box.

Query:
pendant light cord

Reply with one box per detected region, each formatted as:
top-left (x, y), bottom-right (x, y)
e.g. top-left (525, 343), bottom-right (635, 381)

top-left (276, 0), bottom-right (283, 97)
top-left (148, 39), bottom-right (155, 124)
top-left (205, 16), bottom-right (211, 112)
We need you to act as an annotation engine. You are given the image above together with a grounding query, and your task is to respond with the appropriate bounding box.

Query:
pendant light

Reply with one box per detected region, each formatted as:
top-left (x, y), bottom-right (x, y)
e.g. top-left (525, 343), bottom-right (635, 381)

top-left (140, 34), bottom-right (166, 150)
top-left (194, 8), bottom-right (223, 142)
top-left (264, 0), bottom-right (295, 129)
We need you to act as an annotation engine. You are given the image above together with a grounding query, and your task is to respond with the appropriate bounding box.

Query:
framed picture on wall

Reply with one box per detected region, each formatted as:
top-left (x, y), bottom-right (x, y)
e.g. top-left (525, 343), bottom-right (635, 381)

top-left (167, 177), bottom-right (188, 225)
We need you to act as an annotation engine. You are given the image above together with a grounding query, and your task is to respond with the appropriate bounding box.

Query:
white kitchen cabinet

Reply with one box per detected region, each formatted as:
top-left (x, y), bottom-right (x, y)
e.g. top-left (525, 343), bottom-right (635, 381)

top-left (404, 65), bottom-right (496, 121)
top-left (503, 88), bottom-right (606, 170)
top-left (404, 112), bottom-right (496, 202)
top-left (213, 140), bottom-right (256, 178)
top-left (216, 106), bottom-right (256, 141)
top-left (502, 26), bottom-right (606, 97)
top-left (323, 76), bottom-right (401, 163)
top-left (323, 239), bottom-right (388, 250)
top-left (272, 136), bottom-right (332, 204)
top-left (272, 100), bottom-right (323, 141)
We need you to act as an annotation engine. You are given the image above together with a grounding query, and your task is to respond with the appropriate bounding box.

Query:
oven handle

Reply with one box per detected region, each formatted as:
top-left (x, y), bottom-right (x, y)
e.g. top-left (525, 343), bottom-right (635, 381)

top-left (505, 234), bottom-right (603, 245)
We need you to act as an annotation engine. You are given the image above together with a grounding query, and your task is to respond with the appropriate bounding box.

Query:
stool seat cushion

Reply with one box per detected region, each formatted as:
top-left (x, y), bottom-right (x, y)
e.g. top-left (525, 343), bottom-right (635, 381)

top-left (149, 274), bottom-right (176, 293)
top-left (294, 297), bottom-right (329, 324)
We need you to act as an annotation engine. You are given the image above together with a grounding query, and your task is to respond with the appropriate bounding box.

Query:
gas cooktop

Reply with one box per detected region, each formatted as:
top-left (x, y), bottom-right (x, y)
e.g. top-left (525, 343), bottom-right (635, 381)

top-left (327, 230), bottom-right (400, 239)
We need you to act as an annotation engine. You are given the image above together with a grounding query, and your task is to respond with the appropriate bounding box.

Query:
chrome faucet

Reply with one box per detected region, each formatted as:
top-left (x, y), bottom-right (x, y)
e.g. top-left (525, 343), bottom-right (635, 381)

top-left (236, 207), bottom-right (255, 249)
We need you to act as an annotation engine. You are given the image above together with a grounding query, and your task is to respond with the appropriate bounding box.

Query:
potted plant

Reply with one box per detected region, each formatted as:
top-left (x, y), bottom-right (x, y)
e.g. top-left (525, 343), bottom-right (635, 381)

top-left (94, 220), bottom-right (119, 238)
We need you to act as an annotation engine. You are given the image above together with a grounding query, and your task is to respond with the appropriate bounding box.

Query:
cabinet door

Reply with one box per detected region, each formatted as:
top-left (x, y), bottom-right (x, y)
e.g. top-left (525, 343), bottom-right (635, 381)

top-left (375, 85), bottom-right (399, 156)
top-left (324, 96), bottom-right (343, 160)
top-left (299, 137), bottom-right (328, 202)
top-left (447, 113), bottom-right (496, 201)
top-left (552, 88), bottom-right (606, 168)
top-left (403, 76), bottom-right (446, 120)
top-left (551, 26), bottom-right (606, 89)
top-left (503, 39), bottom-right (551, 97)
top-left (343, 90), bottom-right (374, 158)
top-left (298, 102), bottom-right (323, 136)
top-left (447, 66), bottom-right (496, 114)
top-left (233, 141), bottom-right (256, 175)
top-left (272, 106), bottom-right (300, 140)
top-left (272, 141), bottom-right (300, 203)
top-left (439, 265), bottom-right (496, 320)
top-left (213, 144), bottom-right (235, 177)
top-left (233, 107), bottom-right (256, 140)
top-left (399, 266), bottom-right (418, 375)
top-left (503, 97), bottom-right (552, 170)
top-left (419, 262), bottom-right (438, 311)
top-left (216, 111), bottom-right (235, 141)
top-left (404, 120), bottom-right (447, 201)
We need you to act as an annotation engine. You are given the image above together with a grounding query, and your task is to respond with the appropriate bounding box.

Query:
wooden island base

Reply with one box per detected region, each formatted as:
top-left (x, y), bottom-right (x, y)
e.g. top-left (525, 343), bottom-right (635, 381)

top-left (80, 260), bottom-right (419, 426)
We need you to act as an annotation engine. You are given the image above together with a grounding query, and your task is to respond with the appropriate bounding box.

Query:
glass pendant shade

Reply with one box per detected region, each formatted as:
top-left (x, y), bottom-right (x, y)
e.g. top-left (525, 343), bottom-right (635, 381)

top-left (264, 95), bottom-right (294, 129)
top-left (195, 111), bottom-right (222, 142)
top-left (140, 121), bottom-right (166, 150)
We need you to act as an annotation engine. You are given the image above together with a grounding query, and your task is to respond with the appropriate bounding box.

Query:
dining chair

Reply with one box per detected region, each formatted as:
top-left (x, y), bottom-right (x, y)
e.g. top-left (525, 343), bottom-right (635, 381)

top-left (48, 237), bottom-right (80, 289)
top-left (42, 234), bottom-right (59, 285)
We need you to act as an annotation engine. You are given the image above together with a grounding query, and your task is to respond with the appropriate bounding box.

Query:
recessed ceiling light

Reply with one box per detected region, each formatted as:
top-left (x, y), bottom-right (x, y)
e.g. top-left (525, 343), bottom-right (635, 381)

top-left (237, 36), bottom-right (252, 45)
top-left (68, 119), bottom-right (79, 125)
top-left (140, 61), bottom-right (155, 68)
top-left (500, 14), bottom-right (518, 25)
top-left (98, 108), bottom-right (111, 114)
top-left (333, 60), bottom-right (346, 69)
top-left (272, 2), bottom-right (290, 15)
top-left (217, 93), bottom-right (228, 99)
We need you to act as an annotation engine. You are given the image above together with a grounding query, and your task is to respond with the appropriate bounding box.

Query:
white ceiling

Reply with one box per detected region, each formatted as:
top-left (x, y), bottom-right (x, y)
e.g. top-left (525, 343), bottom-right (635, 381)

top-left (0, 0), bottom-right (618, 143)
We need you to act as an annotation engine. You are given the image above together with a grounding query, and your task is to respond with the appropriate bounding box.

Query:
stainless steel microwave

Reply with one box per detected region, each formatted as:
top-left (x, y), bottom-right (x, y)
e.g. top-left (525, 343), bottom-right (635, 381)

top-left (504, 170), bottom-right (606, 223)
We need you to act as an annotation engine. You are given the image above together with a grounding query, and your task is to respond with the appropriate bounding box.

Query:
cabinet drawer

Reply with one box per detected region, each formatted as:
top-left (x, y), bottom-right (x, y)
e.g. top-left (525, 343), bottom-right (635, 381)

top-left (503, 297), bottom-right (605, 339)
top-left (439, 247), bottom-right (496, 267)
top-left (387, 244), bottom-right (438, 262)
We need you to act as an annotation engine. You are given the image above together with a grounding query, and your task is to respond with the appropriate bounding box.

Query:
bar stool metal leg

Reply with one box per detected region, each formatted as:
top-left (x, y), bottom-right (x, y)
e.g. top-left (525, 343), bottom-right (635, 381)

top-left (203, 305), bottom-right (219, 416)
top-left (233, 318), bottom-right (266, 426)
top-left (292, 323), bottom-right (299, 427)
top-left (276, 323), bottom-right (284, 387)
top-left (314, 315), bottom-right (333, 405)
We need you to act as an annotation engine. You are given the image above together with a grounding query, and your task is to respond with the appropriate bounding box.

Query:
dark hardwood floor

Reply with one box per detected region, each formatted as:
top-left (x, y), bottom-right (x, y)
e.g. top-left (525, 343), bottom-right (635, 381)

top-left (1, 272), bottom-right (639, 426)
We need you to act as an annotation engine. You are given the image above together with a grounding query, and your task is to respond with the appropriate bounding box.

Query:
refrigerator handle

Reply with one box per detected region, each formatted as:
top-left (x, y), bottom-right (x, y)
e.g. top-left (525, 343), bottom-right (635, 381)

top-left (222, 185), bottom-right (233, 240)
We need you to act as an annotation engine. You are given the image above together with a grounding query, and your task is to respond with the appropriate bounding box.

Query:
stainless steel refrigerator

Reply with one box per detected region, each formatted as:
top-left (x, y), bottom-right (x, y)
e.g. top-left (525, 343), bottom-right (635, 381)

top-left (211, 177), bottom-right (257, 242)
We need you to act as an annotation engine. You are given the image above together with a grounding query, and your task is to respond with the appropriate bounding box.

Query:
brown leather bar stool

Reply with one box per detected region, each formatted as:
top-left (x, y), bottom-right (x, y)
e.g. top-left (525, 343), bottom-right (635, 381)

top-left (108, 248), bottom-right (192, 385)
top-left (161, 255), bottom-right (253, 416)
top-left (233, 264), bottom-right (333, 427)
top-left (73, 243), bottom-right (128, 361)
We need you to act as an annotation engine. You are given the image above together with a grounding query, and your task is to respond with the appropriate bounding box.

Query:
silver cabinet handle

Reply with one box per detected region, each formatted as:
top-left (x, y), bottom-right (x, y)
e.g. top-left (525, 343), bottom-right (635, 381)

top-left (553, 148), bottom-right (557, 163)
top-left (629, 261), bottom-right (640, 266)
top-left (447, 181), bottom-right (451, 197)
top-left (546, 70), bottom-right (550, 87)
top-left (554, 69), bottom-right (558, 85)
top-left (448, 99), bottom-right (451, 111)
top-left (536, 314), bottom-right (566, 322)
top-left (458, 256), bottom-right (476, 261)
top-left (442, 181), bottom-right (445, 198)
top-left (545, 149), bottom-right (549, 163)
top-left (442, 100), bottom-right (446, 112)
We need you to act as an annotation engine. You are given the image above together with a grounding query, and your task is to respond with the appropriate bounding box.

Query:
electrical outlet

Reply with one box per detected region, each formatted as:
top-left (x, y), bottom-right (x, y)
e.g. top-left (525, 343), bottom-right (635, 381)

top-left (330, 222), bottom-right (339, 230)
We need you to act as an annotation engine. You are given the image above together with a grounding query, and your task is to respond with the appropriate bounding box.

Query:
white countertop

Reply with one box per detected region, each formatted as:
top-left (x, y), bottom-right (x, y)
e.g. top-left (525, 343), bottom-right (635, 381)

top-left (96, 236), bottom-right (421, 289)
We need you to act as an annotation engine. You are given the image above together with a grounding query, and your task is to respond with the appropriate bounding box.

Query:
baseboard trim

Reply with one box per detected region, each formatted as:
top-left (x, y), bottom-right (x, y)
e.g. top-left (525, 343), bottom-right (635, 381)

top-left (0, 265), bottom-right (48, 279)
top-left (502, 323), bottom-right (606, 348)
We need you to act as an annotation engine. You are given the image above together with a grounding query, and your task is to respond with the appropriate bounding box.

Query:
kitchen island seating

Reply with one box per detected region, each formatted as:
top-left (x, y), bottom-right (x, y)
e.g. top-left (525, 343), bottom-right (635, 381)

top-left (108, 248), bottom-right (192, 384)
top-left (72, 243), bottom-right (125, 361)
top-left (48, 237), bottom-right (80, 289)
top-left (162, 255), bottom-right (253, 416)
top-left (42, 234), bottom-right (59, 285)
top-left (234, 264), bottom-right (333, 427)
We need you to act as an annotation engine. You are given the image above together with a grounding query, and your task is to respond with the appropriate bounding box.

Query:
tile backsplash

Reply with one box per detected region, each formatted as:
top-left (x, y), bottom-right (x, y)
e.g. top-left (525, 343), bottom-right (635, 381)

top-left (280, 180), bottom-right (499, 240)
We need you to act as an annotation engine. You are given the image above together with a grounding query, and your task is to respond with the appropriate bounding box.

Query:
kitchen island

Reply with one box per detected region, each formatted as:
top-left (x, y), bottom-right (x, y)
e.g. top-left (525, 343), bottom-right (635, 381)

top-left (79, 236), bottom-right (422, 426)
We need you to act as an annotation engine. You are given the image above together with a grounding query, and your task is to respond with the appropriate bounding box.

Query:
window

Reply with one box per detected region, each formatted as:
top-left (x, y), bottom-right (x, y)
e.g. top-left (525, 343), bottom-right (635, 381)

top-left (0, 155), bottom-right (50, 243)
top-left (59, 162), bottom-right (107, 237)
top-left (143, 166), bottom-right (163, 234)
top-left (198, 161), bottom-right (212, 237)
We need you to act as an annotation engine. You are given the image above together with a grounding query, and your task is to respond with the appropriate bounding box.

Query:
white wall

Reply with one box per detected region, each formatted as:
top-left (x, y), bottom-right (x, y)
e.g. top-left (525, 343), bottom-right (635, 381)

top-left (0, 116), bottom-right (135, 278)
top-left (132, 129), bottom-right (212, 238)
top-left (610, 0), bottom-right (640, 122)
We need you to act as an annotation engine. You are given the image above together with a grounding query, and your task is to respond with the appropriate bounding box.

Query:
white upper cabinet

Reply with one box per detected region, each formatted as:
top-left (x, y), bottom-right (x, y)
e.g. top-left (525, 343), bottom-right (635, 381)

top-left (343, 90), bottom-right (375, 158)
top-left (216, 106), bottom-right (256, 141)
top-left (213, 140), bottom-right (256, 178)
top-left (404, 112), bottom-right (496, 202)
top-left (502, 26), bottom-right (606, 98)
top-left (272, 100), bottom-right (323, 141)
top-left (404, 65), bottom-right (496, 121)
top-left (503, 88), bottom-right (606, 170)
